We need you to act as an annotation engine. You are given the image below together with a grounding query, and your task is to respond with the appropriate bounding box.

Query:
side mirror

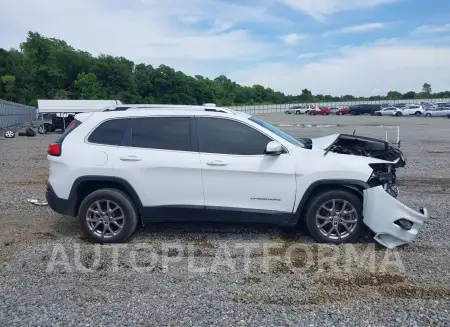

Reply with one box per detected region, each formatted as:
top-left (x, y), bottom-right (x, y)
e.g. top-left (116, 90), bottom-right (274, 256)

top-left (265, 141), bottom-right (284, 156)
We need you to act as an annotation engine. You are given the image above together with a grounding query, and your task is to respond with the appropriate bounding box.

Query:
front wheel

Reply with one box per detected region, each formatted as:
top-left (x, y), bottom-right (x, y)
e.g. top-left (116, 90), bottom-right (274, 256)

top-left (304, 190), bottom-right (363, 244)
top-left (395, 111), bottom-right (402, 116)
top-left (425, 113), bottom-right (432, 117)
top-left (78, 188), bottom-right (139, 243)
top-left (295, 110), bottom-right (300, 114)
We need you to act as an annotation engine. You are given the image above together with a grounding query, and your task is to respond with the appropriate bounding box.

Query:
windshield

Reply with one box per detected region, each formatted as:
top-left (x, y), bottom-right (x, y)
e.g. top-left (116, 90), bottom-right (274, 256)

top-left (248, 116), bottom-right (305, 148)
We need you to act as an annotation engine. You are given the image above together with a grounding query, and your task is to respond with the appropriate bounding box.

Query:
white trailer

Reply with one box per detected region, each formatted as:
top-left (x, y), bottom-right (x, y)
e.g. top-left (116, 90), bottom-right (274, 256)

top-left (36, 100), bottom-right (122, 133)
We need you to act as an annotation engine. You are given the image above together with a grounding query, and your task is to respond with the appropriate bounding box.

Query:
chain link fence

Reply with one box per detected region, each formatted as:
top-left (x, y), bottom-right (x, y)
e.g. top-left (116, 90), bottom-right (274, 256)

top-left (229, 98), bottom-right (450, 114)
top-left (0, 99), bottom-right (37, 130)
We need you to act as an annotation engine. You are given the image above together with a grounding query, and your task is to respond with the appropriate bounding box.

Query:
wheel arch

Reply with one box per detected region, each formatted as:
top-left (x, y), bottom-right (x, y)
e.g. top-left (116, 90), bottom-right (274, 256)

top-left (69, 176), bottom-right (143, 217)
top-left (288, 179), bottom-right (368, 225)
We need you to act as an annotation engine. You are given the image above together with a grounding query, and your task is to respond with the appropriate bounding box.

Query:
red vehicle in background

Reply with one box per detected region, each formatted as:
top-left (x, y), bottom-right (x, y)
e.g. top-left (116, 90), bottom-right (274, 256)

top-left (309, 107), bottom-right (331, 115)
top-left (336, 107), bottom-right (349, 115)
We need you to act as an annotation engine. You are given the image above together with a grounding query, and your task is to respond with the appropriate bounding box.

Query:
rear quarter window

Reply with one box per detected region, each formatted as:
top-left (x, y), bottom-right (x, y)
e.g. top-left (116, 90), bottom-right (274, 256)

top-left (87, 118), bottom-right (131, 146)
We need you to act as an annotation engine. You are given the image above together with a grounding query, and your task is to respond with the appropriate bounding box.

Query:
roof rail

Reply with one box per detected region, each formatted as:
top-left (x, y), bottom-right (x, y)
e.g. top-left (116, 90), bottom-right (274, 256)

top-left (102, 104), bottom-right (234, 114)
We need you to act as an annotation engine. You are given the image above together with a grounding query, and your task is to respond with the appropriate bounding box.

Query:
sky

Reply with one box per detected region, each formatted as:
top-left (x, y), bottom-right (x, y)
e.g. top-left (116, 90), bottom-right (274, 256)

top-left (1, 0), bottom-right (450, 96)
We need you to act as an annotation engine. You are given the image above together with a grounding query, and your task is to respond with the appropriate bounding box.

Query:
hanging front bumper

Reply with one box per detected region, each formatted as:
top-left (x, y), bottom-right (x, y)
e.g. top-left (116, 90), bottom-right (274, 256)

top-left (363, 186), bottom-right (428, 249)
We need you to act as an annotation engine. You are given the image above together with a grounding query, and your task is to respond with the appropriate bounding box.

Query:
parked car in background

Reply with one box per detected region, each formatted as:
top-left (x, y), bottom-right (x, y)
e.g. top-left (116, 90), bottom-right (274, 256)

top-left (336, 107), bottom-right (349, 115)
top-left (436, 102), bottom-right (450, 108)
top-left (395, 103), bottom-right (406, 108)
top-left (421, 102), bottom-right (436, 110)
top-left (424, 107), bottom-right (450, 117)
top-left (348, 104), bottom-right (381, 115)
top-left (304, 105), bottom-right (318, 114)
top-left (400, 104), bottom-right (425, 116)
top-left (309, 107), bottom-right (330, 115)
top-left (285, 105), bottom-right (307, 114)
top-left (374, 107), bottom-right (400, 116)
top-left (329, 107), bottom-right (340, 114)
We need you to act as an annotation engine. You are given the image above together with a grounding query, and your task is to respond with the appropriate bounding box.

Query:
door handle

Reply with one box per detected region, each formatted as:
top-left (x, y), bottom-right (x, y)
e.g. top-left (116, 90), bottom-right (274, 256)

top-left (120, 155), bottom-right (141, 162)
top-left (206, 160), bottom-right (228, 166)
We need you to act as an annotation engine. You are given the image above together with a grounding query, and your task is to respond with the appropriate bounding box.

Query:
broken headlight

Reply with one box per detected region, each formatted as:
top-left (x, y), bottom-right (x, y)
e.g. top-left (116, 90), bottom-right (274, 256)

top-left (367, 163), bottom-right (399, 198)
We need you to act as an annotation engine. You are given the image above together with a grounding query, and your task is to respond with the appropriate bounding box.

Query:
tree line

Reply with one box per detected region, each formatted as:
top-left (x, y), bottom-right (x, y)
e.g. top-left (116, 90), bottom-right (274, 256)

top-left (1, 32), bottom-right (449, 107)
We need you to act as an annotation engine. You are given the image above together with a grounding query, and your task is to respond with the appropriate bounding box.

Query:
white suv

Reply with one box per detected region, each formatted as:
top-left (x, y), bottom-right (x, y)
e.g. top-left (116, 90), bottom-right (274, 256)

top-left (46, 105), bottom-right (427, 248)
top-left (396, 105), bottom-right (425, 116)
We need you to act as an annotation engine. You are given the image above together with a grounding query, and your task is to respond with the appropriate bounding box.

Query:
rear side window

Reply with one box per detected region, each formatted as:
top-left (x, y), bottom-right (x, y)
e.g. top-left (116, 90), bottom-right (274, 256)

top-left (197, 117), bottom-right (271, 155)
top-left (131, 117), bottom-right (192, 151)
top-left (88, 118), bottom-right (130, 146)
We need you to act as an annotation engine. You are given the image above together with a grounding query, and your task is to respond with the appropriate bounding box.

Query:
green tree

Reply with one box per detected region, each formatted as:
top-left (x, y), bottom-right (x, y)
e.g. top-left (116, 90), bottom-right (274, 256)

top-left (1, 75), bottom-right (16, 100)
top-left (401, 91), bottom-right (416, 99)
top-left (74, 72), bottom-right (103, 99)
top-left (4, 31), bottom-right (450, 107)
top-left (422, 83), bottom-right (431, 94)
top-left (387, 90), bottom-right (402, 100)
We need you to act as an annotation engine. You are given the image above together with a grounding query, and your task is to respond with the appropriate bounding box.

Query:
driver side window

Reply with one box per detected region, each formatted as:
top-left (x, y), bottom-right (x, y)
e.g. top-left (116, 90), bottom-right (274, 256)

top-left (197, 117), bottom-right (272, 155)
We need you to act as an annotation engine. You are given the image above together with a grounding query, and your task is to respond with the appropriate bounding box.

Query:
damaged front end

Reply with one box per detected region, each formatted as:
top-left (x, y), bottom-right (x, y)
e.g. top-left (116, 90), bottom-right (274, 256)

top-left (302, 133), bottom-right (428, 248)
top-left (302, 133), bottom-right (406, 198)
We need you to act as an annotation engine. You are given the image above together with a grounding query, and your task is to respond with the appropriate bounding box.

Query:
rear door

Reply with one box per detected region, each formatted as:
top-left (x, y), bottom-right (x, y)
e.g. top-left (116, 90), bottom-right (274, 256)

top-left (195, 116), bottom-right (297, 221)
top-left (107, 116), bottom-right (205, 218)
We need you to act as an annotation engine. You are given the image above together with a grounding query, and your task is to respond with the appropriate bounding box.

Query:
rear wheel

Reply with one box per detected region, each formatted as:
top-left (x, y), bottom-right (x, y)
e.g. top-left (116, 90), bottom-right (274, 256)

top-left (296, 110), bottom-right (300, 114)
top-left (78, 188), bottom-right (139, 243)
top-left (415, 111), bottom-right (422, 116)
top-left (305, 189), bottom-right (363, 244)
top-left (395, 111), bottom-right (402, 116)
top-left (350, 111), bottom-right (357, 115)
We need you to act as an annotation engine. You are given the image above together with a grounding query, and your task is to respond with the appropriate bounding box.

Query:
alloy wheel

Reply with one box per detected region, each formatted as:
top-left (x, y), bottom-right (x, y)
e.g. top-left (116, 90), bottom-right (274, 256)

top-left (86, 200), bottom-right (125, 238)
top-left (315, 199), bottom-right (358, 240)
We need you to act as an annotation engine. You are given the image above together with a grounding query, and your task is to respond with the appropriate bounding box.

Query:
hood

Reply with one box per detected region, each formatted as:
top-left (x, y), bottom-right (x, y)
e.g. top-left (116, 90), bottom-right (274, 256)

top-left (298, 133), bottom-right (406, 168)
top-left (309, 134), bottom-right (340, 150)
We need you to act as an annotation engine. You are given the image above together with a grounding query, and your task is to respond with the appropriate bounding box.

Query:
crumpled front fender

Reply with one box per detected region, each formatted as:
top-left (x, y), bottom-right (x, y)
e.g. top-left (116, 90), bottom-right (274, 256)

top-left (363, 186), bottom-right (428, 249)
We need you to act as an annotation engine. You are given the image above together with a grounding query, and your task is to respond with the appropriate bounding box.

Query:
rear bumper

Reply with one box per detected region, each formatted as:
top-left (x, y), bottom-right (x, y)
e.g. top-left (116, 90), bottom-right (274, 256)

top-left (46, 183), bottom-right (76, 216)
top-left (363, 186), bottom-right (428, 248)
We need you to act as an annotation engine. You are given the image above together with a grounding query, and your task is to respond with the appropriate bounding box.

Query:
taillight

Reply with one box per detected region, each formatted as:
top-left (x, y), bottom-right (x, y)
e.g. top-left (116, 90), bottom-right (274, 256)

top-left (48, 143), bottom-right (61, 156)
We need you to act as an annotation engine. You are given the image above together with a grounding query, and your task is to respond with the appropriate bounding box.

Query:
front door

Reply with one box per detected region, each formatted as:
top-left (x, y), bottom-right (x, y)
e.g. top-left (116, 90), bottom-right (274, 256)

top-left (196, 116), bottom-right (297, 223)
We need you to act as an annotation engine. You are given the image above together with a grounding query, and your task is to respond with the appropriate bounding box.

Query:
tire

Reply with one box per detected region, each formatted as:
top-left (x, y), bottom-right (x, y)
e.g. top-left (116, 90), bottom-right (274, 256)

top-left (350, 111), bottom-right (357, 115)
top-left (376, 113), bottom-right (382, 116)
top-left (304, 189), bottom-right (363, 245)
top-left (78, 188), bottom-right (139, 243)
top-left (395, 112), bottom-right (402, 116)
top-left (425, 113), bottom-right (431, 117)
top-left (415, 111), bottom-right (422, 116)
top-left (25, 128), bottom-right (36, 137)
top-left (4, 130), bottom-right (15, 138)
top-left (295, 110), bottom-right (300, 115)
top-left (336, 112), bottom-right (341, 115)
top-left (38, 124), bottom-right (48, 134)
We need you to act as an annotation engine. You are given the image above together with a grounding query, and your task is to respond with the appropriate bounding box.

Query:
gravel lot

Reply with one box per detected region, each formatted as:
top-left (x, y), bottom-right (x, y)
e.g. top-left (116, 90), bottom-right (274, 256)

top-left (0, 114), bottom-right (449, 326)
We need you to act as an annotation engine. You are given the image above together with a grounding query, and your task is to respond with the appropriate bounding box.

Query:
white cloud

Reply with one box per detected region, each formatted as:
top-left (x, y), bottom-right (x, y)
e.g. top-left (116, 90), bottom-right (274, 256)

top-left (0, 0), bottom-right (283, 75)
top-left (229, 41), bottom-right (450, 96)
top-left (277, 0), bottom-right (399, 20)
top-left (280, 33), bottom-right (308, 45)
top-left (297, 52), bottom-right (321, 59)
top-left (324, 22), bottom-right (389, 36)
top-left (413, 24), bottom-right (450, 34)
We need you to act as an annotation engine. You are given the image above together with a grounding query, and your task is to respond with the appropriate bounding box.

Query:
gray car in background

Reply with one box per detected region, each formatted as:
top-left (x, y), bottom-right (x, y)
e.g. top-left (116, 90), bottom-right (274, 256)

top-left (425, 107), bottom-right (450, 117)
